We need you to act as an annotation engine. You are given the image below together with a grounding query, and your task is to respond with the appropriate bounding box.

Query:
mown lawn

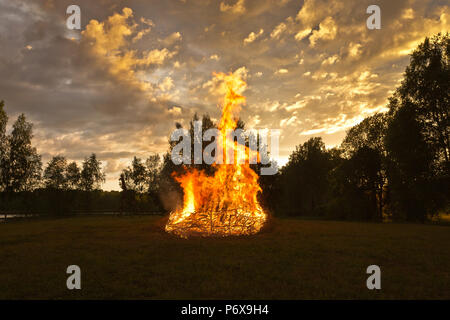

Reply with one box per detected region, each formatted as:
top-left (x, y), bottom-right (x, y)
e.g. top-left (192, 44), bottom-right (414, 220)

top-left (0, 216), bottom-right (449, 299)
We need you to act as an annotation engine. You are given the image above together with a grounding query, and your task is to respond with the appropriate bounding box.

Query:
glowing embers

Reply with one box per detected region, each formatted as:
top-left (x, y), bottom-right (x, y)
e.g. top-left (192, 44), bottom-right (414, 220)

top-left (165, 207), bottom-right (266, 238)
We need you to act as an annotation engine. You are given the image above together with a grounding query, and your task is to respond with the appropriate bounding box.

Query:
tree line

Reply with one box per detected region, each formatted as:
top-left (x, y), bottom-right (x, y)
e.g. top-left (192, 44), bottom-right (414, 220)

top-left (0, 102), bottom-right (106, 193)
top-left (0, 33), bottom-right (448, 221)
top-left (264, 33), bottom-right (449, 222)
top-left (0, 103), bottom-right (111, 214)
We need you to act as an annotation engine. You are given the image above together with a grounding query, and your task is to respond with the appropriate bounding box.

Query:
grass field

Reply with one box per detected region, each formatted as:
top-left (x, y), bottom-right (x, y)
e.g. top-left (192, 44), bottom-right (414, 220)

top-left (0, 216), bottom-right (449, 299)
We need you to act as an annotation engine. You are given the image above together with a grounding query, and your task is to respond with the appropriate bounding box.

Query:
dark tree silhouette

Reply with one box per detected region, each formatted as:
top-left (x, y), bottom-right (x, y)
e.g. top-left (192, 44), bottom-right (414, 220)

top-left (385, 33), bottom-right (449, 221)
top-left (80, 153), bottom-right (105, 191)
top-left (119, 154), bottom-right (162, 193)
top-left (66, 161), bottom-right (81, 190)
top-left (0, 100), bottom-right (8, 192)
top-left (4, 113), bottom-right (42, 192)
top-left (44, 155), bottom-right (68, 190)
top-left (278, 137), bottom-right (334, 216)
top-left (397, 33), bottom-right (449, 165)
top-left (340, 113), bottom-right (388, 220)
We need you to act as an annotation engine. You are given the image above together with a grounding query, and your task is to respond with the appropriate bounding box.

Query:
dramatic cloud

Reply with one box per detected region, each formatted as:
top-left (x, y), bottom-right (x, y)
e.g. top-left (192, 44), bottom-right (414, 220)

top-left (220, 0), bottom-right (246, 15)
top-left (81, 7), bottom-right (176, 92)
top-left (309, 17), bottom-right (337, 46)
top-left (0, 0), bottom-right (448, 189)
top-left (244, 29), bottom-right (264, 44)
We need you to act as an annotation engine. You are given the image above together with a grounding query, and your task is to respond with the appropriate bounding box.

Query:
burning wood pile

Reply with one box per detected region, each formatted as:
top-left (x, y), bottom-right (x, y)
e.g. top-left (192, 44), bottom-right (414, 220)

top-left (165, 72), bottom-right (267, 238)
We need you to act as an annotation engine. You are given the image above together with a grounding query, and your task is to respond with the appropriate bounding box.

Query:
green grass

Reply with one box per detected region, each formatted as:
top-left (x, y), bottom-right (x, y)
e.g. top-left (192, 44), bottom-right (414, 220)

top-left (0, 216), bottom-right (449, 299)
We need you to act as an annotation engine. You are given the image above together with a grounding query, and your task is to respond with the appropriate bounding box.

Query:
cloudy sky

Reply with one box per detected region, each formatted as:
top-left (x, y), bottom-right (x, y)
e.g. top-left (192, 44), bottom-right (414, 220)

top-left (0, 0), bottom-right (448, 190)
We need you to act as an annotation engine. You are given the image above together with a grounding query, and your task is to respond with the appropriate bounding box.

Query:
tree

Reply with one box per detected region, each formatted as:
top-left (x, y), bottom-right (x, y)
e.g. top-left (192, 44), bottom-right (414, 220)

top-left (5, 114), bottom-right (42, 192)
top-left (0, 100), bottom-right (8, 191)
top-left (385, 33), bottom-right (450, 221)
top-left (119, 154), bottom-right (162, 194)
top-left (119, 154), bottom-right (163, 213)
top-left (146, 154), bottom-right (161, 194)
top-left (66, 161), bottom-right (81, 190)
top-left (120, 156), bottom-right (147, 193)
top-left (80, 153), bottom-right (105, 191)
top-left (340, 113), bottom-right (388, 220)
top-left (341, 113), bottom-right (388, 158)
top-left (44, 156), bottom-right (68, 190)
top-left (338, 146), bottom-right (384, 221)
top-left (385, 101), bottom-right (434, 221)
top-left (279, 137), bottom-right (334, 216)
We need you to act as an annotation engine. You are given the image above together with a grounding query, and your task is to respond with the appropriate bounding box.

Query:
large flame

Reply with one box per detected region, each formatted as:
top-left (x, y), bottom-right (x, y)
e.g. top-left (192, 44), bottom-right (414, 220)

top-left (165, 72), bottom-right (267, 238)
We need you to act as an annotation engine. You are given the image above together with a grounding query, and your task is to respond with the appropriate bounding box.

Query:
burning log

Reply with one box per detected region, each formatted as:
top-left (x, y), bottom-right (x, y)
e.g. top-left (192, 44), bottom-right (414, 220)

top-left (166, 208), bottom-right (266, 238)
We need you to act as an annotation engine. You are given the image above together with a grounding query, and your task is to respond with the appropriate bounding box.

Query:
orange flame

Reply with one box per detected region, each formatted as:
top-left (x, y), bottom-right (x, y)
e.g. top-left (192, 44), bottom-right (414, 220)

top-left (165, 71), bottom-right (267, 237)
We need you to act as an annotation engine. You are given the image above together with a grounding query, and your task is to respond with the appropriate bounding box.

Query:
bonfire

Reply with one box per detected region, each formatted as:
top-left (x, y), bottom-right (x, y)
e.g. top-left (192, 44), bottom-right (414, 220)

top-left (165, 72), bottom-right (267, 238)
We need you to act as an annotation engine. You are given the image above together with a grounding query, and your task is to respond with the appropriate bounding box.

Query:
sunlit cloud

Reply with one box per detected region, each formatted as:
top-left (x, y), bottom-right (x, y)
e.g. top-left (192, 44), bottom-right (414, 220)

top-left (81, 8), bottom-right (177, 92)
top-left (0, 0), bottom-right (448, 190)
top-left (309, 17), bottom-right (337, 47)
top-left (275, 68), bottom-right (289, 75)
top-left (270, 21), bottom-right (288, 39)
top-left (220, 0), bottom-right (246, 15)
top-left (244, 29), bottom-right (264, 44)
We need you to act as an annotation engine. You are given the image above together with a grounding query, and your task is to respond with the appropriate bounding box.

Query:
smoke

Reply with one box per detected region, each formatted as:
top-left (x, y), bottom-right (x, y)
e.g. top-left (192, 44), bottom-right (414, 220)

top-left (159, 189), bottom-right (182, 212)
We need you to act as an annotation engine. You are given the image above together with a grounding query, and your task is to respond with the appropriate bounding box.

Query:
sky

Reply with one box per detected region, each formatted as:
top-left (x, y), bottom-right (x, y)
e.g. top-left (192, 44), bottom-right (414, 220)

top-left (0, 0), bottom-right (448, 190)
